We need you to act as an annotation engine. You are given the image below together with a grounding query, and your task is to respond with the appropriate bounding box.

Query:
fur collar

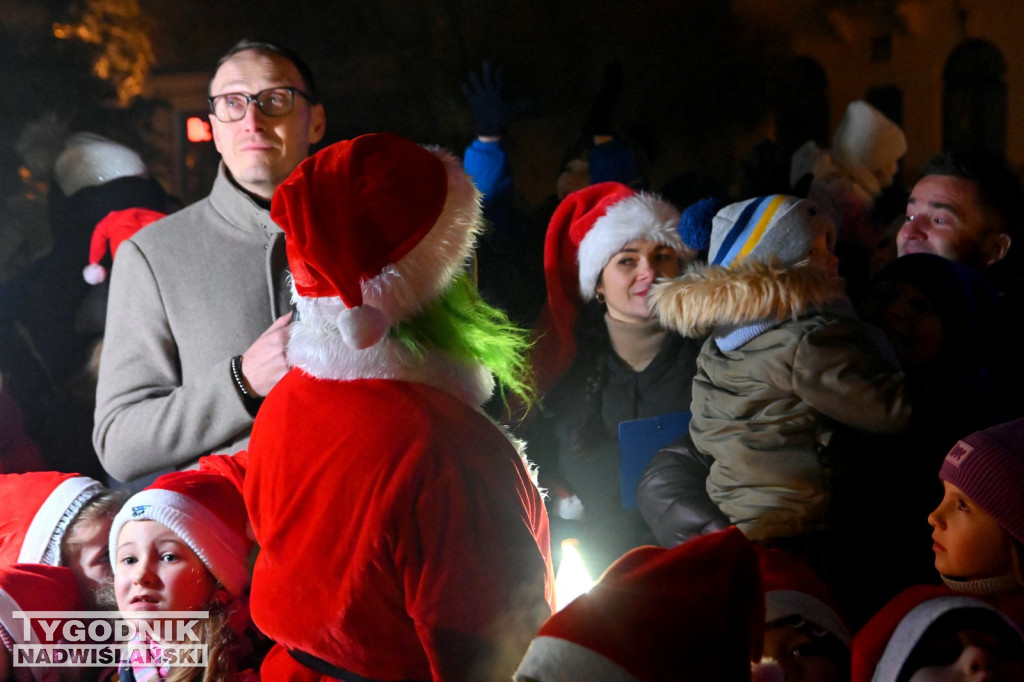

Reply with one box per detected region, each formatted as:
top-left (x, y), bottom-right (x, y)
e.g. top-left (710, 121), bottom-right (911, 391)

top-left (650, 259), bottom-right (847, 338)
top-left (287, 318), bottom-right (494, 407)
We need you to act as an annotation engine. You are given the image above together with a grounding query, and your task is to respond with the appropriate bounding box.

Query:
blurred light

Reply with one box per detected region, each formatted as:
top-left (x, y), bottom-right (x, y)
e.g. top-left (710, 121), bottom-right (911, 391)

top-left (186, 117), bottom-right (212, 143)
top-left (554, 538), bottom-right (594, 611)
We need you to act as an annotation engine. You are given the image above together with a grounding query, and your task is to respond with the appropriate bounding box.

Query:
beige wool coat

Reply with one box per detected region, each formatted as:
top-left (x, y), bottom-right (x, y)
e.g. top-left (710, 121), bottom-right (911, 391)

top-left (93, 165), bottom-right (289, 482)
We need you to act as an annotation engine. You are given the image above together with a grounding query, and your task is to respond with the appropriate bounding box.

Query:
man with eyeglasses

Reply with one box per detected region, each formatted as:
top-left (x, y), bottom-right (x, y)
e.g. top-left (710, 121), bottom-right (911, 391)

top-left (94, 39), bottom-right (326, 486)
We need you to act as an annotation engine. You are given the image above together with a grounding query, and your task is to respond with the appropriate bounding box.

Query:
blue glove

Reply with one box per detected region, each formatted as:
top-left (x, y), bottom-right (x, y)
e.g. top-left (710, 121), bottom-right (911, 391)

top-left (461, 62), bottom-right (522, 137)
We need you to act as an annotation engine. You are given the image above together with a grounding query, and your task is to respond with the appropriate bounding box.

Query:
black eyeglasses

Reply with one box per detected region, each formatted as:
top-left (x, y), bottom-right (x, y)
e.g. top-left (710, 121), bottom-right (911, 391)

top-left (208, 87), bottom-right (316, 122)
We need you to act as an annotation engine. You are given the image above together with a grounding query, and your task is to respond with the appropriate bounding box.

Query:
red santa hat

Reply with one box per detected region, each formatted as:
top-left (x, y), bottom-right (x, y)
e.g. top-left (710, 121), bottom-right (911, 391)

top-left (0, 472), bottom-right (105, 566)
top-left (533, 182), bottom-right (683, 392)
top-left (0, 564), bottom-right (84, 682)
top-left (514, 527), bottom-right (772, 681)
top-left (756, 546), bottom-right (851, 647)
top-left (850, 584), bottom-right (1021, 682)
top-left (52, 132), bottom-right (148, 197)
top-left (82, 207), bottom-right (166, 284)
top-left (109, 470), bottom-right (253, 598)
top-left (270, 132), bottom-right (480, 354)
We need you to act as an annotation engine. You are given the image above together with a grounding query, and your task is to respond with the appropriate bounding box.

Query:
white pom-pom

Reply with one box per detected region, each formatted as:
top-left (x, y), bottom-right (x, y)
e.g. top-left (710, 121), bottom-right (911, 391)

top-left (336, 305), bottom-right (390, 349)
top-left (83, 263), bottom-right (107, 285)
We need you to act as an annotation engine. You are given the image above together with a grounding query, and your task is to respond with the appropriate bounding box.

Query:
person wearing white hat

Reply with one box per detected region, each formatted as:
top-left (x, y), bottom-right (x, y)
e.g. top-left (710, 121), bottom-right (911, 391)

top-left (93, 39), bottom-right (326, 485)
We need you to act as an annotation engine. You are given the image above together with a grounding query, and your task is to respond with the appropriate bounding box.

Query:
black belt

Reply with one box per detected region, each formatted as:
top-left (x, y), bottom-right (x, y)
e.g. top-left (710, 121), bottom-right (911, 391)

top-left (288, 649), bottom-right (427, 682)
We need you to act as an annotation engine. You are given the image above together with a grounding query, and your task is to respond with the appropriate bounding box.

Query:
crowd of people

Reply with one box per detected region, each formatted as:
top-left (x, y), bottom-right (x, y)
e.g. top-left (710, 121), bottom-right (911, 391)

top-left (1, 36), bottom-right (1024, 681)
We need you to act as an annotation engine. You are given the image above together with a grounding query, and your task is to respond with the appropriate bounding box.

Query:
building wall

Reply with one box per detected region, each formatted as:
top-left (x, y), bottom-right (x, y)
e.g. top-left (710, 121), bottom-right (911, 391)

top-left (737, 0), bottom-right (1024, 180)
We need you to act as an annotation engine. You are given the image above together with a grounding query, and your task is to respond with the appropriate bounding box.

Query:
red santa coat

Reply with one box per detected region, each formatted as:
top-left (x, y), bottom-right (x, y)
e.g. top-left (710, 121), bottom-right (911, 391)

top-left (245, 370), bottom-right (555, 681)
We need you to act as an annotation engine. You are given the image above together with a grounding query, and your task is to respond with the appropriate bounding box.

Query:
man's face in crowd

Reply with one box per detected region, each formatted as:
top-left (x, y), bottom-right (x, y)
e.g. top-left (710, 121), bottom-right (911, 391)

top-left (897, 174), bottom-right (1011, 269)
top-left (209, 49), bottom-right (326, 200)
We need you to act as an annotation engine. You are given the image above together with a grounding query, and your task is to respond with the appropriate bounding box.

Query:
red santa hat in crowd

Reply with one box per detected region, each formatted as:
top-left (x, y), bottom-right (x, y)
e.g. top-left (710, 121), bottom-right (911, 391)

top-left (0, 472), bottom-right (105, 566)
top-left (82, 206), bottom-right (166, 284)
top-left (109, 470), bottom-right (253, 598)
top-left (271, 132), bottom-right (483, 383)
top-left (0, 564), bottom-right (84, 682)
top-left (850, 584), bottom-right (1022, 682)
top-left (532, 182), bottom-right (683, 393)
top-left (757, 545), bottom-right (851, 647)
top-left (514, 527), bottom-right (782, 681)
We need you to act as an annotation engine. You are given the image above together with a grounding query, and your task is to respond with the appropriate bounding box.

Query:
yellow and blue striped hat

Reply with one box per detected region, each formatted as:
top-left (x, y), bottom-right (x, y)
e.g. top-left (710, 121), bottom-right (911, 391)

top-left (709, 194), bottom-right (824, 268)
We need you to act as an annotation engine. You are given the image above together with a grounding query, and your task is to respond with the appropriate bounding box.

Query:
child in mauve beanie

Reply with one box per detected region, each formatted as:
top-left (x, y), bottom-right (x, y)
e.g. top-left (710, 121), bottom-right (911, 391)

top-left (927, 417), bottom-right (1024, 629)
top-left (650, 194), bottom-right (910, 544)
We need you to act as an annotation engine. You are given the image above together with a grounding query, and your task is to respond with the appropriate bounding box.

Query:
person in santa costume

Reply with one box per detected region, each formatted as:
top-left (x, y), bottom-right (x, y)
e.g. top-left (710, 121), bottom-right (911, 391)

top-left (0, 470), bottom-right (123, 608)
top-left (244, 132), bottom-right (555, 681)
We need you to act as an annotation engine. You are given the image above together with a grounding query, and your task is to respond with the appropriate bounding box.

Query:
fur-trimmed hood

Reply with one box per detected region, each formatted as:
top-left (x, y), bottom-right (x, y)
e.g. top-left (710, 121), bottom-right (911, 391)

top-left (650, 260), bottom-right (847, 338)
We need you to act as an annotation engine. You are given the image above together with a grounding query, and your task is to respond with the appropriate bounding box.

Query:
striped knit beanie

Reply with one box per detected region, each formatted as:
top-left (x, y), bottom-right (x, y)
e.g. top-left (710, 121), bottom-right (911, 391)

top-left (709, 194), bottom-right (828, 268)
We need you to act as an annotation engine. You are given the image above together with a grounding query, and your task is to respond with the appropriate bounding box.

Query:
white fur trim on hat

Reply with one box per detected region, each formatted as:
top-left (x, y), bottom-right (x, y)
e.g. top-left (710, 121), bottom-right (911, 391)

top-left (871, 595), bottom-right (1013, 682)
top-left (514, 636), bottom-right (638, 682)
top-left (19, 476), bottom-right (103, 566)
top-left (109, 489), bottom-right (251, 598)
top-left (766, 589), bottom-right (851, 646)
top-left (576, 193), bottom-right (682, 300)
top-left (291, 146), bottom-right (481, 353)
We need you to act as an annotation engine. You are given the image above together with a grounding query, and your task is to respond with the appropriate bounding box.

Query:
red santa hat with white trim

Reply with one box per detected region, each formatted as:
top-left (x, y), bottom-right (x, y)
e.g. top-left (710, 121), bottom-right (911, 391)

top-left (109, 470), bottom-right (253, 598)
top-left (0, 564), bottom-right (84, 681)
top-left (270, 132), bottom-right (481, 360)
top-left (850, 584), bottom-right (1021, 682)
top-left (514, 527), bottom-right (779, 681)
top-left (0, 472), bottom-right (105, 567)
top-left (757, 545), bottom-right (851, 647)
top-left (532, 182), bottom-right (683, 393)
top-left (82, 206), bottom-right (166, 284)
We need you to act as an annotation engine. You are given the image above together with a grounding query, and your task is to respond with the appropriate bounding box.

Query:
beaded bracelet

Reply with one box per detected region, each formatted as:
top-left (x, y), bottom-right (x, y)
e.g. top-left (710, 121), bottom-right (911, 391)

top-left (230, 355), bottom-right (264, 416)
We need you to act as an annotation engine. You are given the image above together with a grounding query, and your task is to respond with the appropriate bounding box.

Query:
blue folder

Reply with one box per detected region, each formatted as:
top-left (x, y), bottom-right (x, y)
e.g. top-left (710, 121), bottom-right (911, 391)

top-left (618, 411), bottom-right (692, 509)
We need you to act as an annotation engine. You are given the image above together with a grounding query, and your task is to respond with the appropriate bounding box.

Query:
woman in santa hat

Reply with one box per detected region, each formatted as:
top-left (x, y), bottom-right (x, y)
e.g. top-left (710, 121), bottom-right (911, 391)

top-left (522, 181), bottom-right (702, 577)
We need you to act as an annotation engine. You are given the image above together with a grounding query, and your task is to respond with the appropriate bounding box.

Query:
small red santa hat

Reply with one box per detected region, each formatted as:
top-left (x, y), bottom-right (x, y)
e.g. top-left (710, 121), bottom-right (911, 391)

top-left (756, 545), bottom-right (851, 646)
top-left (0, 472), bottom-right (105, 566)
top-left (270, 132), bottom-right (480, 352)
top-left (109, 470), bottom-right (253, 598)
top-left (514, 527), bottom-right (771, 681)
top-left (850, 584), bottom-right (1021, 682)
top-left (52, 132), bottom-right (148, 197)
top-left (0, 564), bottom-right (83, 681)
top-left (82, 207), bottom-right (166, 284)
top-left (533, 182), bottom-right (682, 392)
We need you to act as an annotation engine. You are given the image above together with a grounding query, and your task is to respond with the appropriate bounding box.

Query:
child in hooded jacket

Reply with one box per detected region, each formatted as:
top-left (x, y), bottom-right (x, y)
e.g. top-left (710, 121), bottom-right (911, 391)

top-left (650, 194), bottom-right (910, 544)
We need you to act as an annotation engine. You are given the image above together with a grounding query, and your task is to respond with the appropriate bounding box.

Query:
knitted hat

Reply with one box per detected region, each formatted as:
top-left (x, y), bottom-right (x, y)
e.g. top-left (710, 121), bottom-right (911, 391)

top-left (831, 101), bottom-right (906, 187)
top-left (850, 584), bottom-right (1019, 682)
top-left (52, 132), bottom-right (148, 197)
top-left (82, 207), bottom-right (166, 284)
top-left (0, 472), bottom-right (105, 566)
top-left (938, 417), bottom-right (1024, 545)
top-left (0, 564), bottom-right (83, 682)
top-left (109, 470), bottom-right (253, 598)
top-left (709, 194), bottom-right (830, 268)
top-left (757, 546), bottom-right (851, 647)
top-left (534, 182), bottom-right (682, 390)
top-left (514, 527), bottom-right (765, 682)
top-left (271, 132), bottom-right (480, 352)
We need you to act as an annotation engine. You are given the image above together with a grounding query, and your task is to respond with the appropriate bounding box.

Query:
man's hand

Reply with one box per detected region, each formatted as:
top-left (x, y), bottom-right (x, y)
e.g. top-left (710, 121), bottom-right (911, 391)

top-left (240, 311), bottom-right (293, 397)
